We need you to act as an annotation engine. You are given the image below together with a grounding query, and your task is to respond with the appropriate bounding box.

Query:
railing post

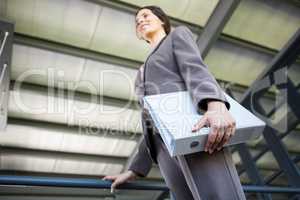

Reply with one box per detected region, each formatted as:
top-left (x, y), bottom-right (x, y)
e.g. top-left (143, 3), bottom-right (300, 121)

top-left (0, 19), bottom-right (14, 131)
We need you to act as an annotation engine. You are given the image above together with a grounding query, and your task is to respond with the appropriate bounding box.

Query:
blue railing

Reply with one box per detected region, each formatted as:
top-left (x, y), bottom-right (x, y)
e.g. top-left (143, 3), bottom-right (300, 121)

top-left (0, 175), bottom-right (299, 194)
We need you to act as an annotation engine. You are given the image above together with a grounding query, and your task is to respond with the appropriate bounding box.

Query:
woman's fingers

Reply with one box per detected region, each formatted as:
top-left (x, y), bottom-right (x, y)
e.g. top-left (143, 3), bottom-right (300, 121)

top-left (211, 125), bottom-right (225, 152)
top-left (205, 115), bottom-right (224, 153)
top-left (217, 126), bottom-right (232, 151)
top-left (102, 175), bottom-right (117, 181)
top-left (208, 124), bottom-right (225, 154)
top-left (205, 124), bottom-right (218, 153)
top-left (217, 120), bottom-right (236, 151)
top-left (111, 178), bottom-right (124, 193)
top-left (192, 116), bottom-right (207, 132)
top-left (207, 118), bottom-right (236, 153)
top-left (103, 171), bottom-right (136, 194)
top-left (194, 102), bottom-right (236, 154)
top-left (102, 175), bottom-right (120, 193)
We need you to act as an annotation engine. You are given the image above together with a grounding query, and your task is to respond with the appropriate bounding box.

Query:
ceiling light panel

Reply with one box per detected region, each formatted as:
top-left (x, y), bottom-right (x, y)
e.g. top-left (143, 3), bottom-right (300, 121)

top-left (205, 40), bottom-right (272, 86)
top-left (223, 0), bottom-right (300, 50)
top-left (0, 122), bottom-right (137, 157)
top-left (4, 0), bottom-right (150, 61)
top-left (89, 6), bottom-right (150, 61)
top-left (5, 0), bottom-right (100, 47)
top-left (12, 44), bottom-right (138, 101)
top-left (0, 152), bottom-right (124, 175)
top-left (8, 86), bottom-right (142, 133)
top-left (120, 0), bottom-right (219, 26)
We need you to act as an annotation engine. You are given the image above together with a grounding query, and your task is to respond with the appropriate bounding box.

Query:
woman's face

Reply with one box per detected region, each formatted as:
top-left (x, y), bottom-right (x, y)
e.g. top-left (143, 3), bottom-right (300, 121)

top-left (135, 9), bottom-right (164, 41)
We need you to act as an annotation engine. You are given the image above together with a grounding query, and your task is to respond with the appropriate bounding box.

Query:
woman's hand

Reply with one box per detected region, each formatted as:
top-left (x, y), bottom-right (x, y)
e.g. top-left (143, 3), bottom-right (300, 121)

top-left (102, 170), bottom-right (138, 193)
top-left (192, 100), bottom-right (236, 154)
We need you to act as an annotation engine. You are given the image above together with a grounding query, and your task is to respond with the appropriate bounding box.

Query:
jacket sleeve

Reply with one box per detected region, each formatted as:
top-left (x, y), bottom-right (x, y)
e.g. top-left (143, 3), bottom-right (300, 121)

top-left (172, 26), bottom-right (230, 112)
top-left (127, 136), bottom-right (153, 177)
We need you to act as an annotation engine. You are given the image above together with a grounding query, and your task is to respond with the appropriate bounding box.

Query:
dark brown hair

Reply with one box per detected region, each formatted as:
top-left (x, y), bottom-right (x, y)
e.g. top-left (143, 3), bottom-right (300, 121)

top-left (135, 5), bottom-right (171, 40)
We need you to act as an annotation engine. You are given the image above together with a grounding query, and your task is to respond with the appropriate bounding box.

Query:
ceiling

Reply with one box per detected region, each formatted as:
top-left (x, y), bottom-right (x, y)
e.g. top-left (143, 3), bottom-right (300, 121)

top-left (0, 0), bottom-right (299, 199)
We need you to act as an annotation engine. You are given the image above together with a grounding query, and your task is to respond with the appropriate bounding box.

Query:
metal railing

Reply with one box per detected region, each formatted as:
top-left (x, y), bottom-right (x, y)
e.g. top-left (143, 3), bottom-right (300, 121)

top-left (0, 175), bottom-right (299, 195)
top-left (0, 20), bottom-right (13, 130)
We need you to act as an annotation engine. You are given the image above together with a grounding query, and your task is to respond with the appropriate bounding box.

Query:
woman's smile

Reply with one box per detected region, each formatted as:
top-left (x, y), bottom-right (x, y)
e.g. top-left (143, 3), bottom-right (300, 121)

top-left (140, 23), bottom-right (150, 31)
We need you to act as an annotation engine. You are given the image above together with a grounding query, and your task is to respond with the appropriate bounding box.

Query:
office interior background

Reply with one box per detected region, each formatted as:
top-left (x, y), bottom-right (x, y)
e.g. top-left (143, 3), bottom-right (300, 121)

top-left (0, 0), bottom-right (300, 199)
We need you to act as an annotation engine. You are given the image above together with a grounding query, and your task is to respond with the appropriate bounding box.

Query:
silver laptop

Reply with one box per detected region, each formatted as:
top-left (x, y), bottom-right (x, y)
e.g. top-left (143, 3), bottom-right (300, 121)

top-left (143, 91), bottom-right (265, 156)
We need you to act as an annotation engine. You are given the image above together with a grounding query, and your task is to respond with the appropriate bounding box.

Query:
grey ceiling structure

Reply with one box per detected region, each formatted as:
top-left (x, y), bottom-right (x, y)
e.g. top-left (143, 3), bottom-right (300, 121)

top-left (0, 0), bottom-right (300, 199)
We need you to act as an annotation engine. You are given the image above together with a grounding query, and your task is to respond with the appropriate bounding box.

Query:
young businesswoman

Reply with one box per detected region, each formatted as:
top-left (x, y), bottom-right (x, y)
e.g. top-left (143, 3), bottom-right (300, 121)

top-left (103, 6), bottom-right (246, 200)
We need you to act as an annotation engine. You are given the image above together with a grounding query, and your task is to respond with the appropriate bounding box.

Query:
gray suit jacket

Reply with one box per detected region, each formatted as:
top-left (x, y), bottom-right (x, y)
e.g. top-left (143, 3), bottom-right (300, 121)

top-left (128, 26), bottom-right (229, 177)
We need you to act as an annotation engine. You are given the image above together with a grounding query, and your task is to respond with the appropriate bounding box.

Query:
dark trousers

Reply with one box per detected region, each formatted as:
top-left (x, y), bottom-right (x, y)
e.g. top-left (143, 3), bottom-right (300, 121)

top-left (152, 133), bottom-right (246, 200)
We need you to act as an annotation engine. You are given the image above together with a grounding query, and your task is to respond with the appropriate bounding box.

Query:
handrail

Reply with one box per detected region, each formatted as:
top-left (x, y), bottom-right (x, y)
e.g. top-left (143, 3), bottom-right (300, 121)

top-left (0, 63), bottom-right (7, 84)
top-left (0, 175), bottom-right (168, 191)
top-left (0, 175), bottom-right (299, 194)
top-left (0, 31), bottom-right (9, 57)
top-left (0, 64), bottom-right (8, 109)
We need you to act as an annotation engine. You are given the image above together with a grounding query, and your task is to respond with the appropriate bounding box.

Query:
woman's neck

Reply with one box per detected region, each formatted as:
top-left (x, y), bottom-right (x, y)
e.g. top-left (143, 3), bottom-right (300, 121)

top-left (148, 30), bottom-right (167, 49)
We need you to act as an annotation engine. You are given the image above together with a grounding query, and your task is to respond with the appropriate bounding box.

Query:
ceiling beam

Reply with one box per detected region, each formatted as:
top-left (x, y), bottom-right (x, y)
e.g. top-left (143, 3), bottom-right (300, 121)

top-left (196, 0), bottom-right (241, 58)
